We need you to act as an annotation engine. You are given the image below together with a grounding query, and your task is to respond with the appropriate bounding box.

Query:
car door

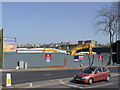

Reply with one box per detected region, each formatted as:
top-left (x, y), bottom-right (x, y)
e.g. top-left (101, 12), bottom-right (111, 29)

top-left (93, 68), bottom-right (103, 81)
top-left (101, 67), bottom-right (110, 80)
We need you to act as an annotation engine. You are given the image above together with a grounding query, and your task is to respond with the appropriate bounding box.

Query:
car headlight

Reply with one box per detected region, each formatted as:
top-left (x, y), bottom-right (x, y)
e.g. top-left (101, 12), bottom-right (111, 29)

top-left (82, 77), bottom-right (89, 79)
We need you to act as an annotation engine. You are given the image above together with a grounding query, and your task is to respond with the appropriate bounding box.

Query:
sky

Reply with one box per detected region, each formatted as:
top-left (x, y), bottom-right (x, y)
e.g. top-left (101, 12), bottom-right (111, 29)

top-left (0, 1), bottom-right (2, 29)
top-left (2, 2), bottom-right (113, 45)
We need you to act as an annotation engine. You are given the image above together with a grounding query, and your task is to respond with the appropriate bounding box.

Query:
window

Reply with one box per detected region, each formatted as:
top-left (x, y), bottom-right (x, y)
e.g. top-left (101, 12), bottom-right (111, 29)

top-left (95, 68), bottom-right (102, 73)
top-left (102, 68), bottom-right (108, 72)
top-left (82, 67), bottom-right (95, 74)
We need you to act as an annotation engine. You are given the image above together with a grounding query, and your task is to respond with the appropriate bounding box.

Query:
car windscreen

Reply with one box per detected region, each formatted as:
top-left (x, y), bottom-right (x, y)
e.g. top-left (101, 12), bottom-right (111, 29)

top-left (82, 67), bottom-right (95, 74)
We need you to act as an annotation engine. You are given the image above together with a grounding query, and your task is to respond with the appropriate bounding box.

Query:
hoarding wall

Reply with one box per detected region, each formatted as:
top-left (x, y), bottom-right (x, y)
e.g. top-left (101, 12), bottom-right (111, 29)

top-left (4, 53), bottom-right (65, 69)
top-left (66, 53), bottom-right (110, 67)
top-left (4, 52), bottom-right (110, 69)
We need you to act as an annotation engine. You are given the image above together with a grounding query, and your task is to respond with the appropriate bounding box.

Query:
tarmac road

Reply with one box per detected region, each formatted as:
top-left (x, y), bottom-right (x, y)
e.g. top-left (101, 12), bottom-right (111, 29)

top-left (2, 72), bottom-right (119, 90)
top-left (32, 73), bottom-right (119, 89)
top-left (2, 67), bottom-right (119, 87)
top-left (2, 69), bottom-right (83, 86)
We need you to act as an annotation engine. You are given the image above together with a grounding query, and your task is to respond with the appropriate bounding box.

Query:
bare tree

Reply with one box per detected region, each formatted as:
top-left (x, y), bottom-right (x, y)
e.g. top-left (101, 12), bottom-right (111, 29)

top-left (95, 3), bottom-right (119, 65)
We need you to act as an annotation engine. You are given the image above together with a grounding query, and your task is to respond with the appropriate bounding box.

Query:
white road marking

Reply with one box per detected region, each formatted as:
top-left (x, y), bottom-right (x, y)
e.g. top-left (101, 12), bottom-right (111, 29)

top-left (58, 79), bottom-right (83, 88)
top-left (30, 85), bottom-right (41, 88)
top-left (111, 73), bottom-right (120, 77)
top-left (58, 79), bottom-right (65, 84)
top-left (58, 78), bottom-right (115, 89)
top-left (49, 79), bottom-right (57, 82)
top-left (60, 79), bottom-right (114, 89)
top-left (12, 73), bottom-right (119, 88)
top-left (14, 83), bottom-right (31, 86)
top-left (0, 86), bottom-right (2, 89)
top-left (43, 74), bottom-right (52, 76)
top-left (85, 83), bottom-right (114, 88)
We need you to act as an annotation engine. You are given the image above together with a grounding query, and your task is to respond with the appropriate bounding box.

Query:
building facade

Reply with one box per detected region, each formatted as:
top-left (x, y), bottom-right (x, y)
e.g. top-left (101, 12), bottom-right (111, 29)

top-left (78, 40), bottom-right (97, 47)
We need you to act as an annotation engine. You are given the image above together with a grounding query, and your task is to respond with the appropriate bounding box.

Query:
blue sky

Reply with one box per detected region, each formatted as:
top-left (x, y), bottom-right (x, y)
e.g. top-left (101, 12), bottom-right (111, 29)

top-left (0, 2), bottom-right (2, 29)
top-left (2, 2), bottom-right (112, 45)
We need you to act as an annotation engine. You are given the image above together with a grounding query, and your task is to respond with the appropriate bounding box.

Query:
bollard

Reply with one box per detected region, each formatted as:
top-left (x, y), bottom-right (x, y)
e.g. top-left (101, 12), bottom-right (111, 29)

top-left (80, 64), bottom-right (83, 67)
top-left (30, 83), bottom-right (32, 87)
top-left (6, 73), bottom-right (11, 87)
top-left (24, 63), bottom-right (28, 69)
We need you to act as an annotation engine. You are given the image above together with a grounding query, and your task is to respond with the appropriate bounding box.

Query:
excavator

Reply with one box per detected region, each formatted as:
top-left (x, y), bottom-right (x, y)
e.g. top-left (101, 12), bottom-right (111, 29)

top-left (42, 43), bottom-right (93, 55)
top-left (42, 48), bottom-right (58, 53)
top-left (71, 43), bottom-right (93, 55)
top-left (42, 48), bottom-right (66, 54)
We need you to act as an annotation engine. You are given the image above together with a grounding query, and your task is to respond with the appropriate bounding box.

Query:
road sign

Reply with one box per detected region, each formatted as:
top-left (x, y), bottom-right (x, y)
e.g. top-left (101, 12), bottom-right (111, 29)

top-left (98, 55), bottom-right (103, 60)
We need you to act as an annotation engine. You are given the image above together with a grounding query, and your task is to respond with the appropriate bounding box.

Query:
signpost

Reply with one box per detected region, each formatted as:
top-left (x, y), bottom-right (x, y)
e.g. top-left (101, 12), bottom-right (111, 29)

top-left (45, 54), bottom-right (52, 63)
top-left (0, 29), bottom-right (3, 68)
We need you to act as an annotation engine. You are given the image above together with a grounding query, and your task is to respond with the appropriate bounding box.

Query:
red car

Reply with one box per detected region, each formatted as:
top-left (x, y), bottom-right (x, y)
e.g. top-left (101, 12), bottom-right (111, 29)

top-left (74, 66), bottom-right (110, 84)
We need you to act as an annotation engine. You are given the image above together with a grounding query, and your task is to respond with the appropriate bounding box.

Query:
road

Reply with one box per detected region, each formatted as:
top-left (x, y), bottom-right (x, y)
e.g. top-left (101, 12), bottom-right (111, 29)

top-left (2, 69), bottom-right (83, 86)
top-left (2, 67), bottom-right (120, 89)
top-left (31, 74), bottom-right (119, 89)
top-left (2, 73), bottom-right (119, 90)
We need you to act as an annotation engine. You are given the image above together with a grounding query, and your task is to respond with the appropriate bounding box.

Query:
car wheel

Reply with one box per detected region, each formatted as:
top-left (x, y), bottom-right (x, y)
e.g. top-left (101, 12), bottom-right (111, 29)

top-left (106, 76), bottom-right (110, 82)
top-left (88, 78), bottom-right (93, 85)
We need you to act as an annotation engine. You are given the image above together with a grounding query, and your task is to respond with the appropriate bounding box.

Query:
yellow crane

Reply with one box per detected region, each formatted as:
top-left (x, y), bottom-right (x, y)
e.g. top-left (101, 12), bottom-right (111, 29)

top-left (71, 43), bottom-right (93, 55)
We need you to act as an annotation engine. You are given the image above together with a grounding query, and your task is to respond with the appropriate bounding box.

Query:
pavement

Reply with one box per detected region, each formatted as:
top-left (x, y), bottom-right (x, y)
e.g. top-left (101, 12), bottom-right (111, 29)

top-left (1, 65), bottom-right (120, 72)
top-left (1, 67), bottom-right (86, 72)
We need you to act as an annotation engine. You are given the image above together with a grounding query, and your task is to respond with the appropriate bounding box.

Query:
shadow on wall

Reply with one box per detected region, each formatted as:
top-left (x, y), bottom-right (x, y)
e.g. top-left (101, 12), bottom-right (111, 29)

top-left (66, 53), bottom-right (110, 68)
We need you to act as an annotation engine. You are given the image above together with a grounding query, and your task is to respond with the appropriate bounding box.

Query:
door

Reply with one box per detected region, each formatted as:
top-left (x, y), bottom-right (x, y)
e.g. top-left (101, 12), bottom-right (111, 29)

top-left (94, 68), bottom-right (104, 81)
top-left (101, 67), bottom-right (110, 80)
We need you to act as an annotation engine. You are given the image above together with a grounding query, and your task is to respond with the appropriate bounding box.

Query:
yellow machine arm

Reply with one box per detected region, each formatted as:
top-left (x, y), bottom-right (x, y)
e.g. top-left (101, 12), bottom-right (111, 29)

top-left (71, 43), bottom-right (93, 55)
top-left (42, 48), bottom-right (58, 53)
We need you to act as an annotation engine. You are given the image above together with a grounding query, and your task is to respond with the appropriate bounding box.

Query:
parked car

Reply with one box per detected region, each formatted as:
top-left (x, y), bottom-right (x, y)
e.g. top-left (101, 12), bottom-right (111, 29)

top-left (74, 66), bottom-right (110, 84)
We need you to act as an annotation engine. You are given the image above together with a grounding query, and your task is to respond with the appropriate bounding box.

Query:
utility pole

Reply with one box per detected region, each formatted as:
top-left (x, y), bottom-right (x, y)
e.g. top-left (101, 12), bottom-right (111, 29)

top-left (0, 29), bottom-right (4, 68)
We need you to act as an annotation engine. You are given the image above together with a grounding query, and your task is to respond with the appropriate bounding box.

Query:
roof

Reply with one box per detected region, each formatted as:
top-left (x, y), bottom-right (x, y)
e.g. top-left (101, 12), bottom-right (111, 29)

top-left (88, 66), bottom-right (105, 69)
